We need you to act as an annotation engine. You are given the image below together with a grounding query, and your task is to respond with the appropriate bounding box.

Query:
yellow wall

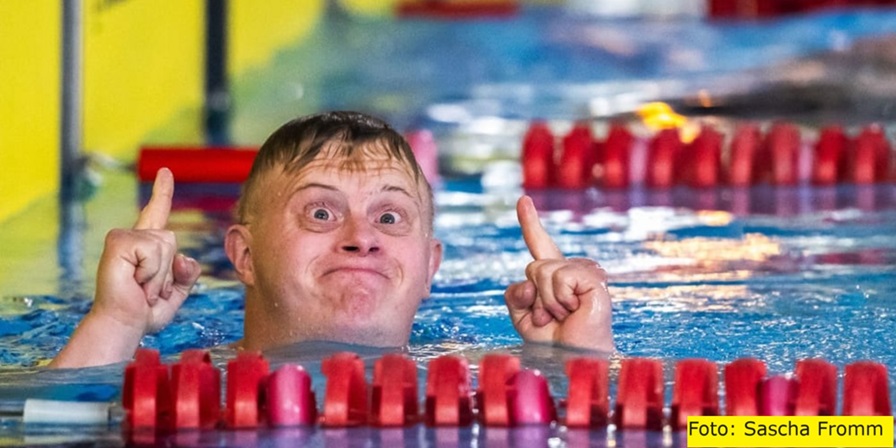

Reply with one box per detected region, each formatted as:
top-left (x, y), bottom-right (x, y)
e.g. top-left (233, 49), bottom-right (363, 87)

top-left (0, 1), bottom-right (61, 222)
top-left (0, 0), bottom-right (383, 224)
top-left (229, 0), bottom-right (325, 77)
top-left (84, 0), bottom-right (205, 158)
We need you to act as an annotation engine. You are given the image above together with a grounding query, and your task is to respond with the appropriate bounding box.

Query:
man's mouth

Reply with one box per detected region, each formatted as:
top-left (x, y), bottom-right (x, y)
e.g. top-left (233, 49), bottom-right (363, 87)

top-left (324, 266), bottom-right (388, 279)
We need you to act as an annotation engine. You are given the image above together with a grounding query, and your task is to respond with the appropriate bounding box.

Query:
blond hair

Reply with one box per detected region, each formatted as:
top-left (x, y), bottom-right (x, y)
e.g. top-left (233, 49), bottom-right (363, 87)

top-left (238, 111), bottom-right (434, 229)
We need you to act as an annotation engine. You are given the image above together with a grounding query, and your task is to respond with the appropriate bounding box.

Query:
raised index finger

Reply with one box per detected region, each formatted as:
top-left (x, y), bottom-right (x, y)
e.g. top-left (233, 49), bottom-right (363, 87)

top-left (134, 168), bottom-right (174, 230)
top-left (517, 195), bottom-right (564, 260)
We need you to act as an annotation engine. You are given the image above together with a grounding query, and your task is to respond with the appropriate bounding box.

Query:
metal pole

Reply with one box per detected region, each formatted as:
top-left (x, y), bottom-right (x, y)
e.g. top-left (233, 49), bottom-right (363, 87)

top-left (60, 0), bottom-right (83, 202)
top-left (205, 0), bottom-right (230, 145)
top-left (59, 0), bottom-right (85, 296)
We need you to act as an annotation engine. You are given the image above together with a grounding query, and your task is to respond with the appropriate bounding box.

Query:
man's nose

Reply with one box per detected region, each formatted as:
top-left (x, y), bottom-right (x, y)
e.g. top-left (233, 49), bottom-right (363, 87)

top-left (339, 215), bottom-right (380, 254)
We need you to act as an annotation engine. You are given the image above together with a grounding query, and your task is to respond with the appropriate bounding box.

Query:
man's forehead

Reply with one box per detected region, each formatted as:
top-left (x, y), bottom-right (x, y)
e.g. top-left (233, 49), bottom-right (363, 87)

top-left (297, 155), bottom-right (417, 184)
top-left (257, 154), bottom-right (422, 199)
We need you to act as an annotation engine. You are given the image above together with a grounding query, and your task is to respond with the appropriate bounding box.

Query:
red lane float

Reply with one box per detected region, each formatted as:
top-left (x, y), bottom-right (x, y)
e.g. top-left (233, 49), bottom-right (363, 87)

top-left (682, 126), bottom-right (723, 188)
top-left (762, 121), bottom-right (801, 186)
top-left (727, 122), bottom-right (763, 187)
top-left (225, 351), bottom-right (269, 428)
top-left (122, 349), bottom-right (173, 429)
top-left (266, 364), bottom-right (317, 426)
top-left (171, 349), bottom-right (220, 429)
top-left (521, 119), bottom-right (895, 189)
top-left (509, 369), bottom-right (556, 425)
top-left (759, 376), bottom-right (796, 416)
top-left (424, 355), bottom-right (473, 426)
top-left (601, 123), bottom-right (634, 188)
top-left (476, 353), bottom-right (521, 426)
top-left (521, 121), bottom-right (556, 189)
top-left (614, 358), bottom-right (664, 430)
top-left (794, 358), bottom-right (837, 416)
top-left (724, 358), bottom-right (766, 416)
top-left (120, 350), bottom-right (893, 433)
top-left (842, 361), bottom-right (892, 416)
top-left (813, 126), bottom-right (848, 185)
top-left (564, 357), bottom-right (609, 428)
top-left (321, 352), bottom-right (369, 427)
top-left (646, 128), bottom-right (683, 188)
top-left (371, 354), bottom-right (419, 426)
top-left (848, 125), bottom-right (891, 184)
top-left (558, 122), bottom-right (595, 189)
top-left (670, 358), bottom-right (718, 429)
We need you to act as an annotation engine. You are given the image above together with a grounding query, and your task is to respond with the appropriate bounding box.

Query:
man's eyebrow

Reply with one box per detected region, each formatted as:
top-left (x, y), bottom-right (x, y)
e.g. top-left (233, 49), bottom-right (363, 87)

top-left (381, 184), bottom-right (416, 200)
top-left (292, 182), bottom-right (415, 200)
top-left (293, 182), bottom-right (339, 193)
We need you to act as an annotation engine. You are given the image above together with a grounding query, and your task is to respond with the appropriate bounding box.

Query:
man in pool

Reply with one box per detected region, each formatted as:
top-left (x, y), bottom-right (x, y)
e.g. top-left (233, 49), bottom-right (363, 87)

top-left (50, 111), bottom-right (614, 368)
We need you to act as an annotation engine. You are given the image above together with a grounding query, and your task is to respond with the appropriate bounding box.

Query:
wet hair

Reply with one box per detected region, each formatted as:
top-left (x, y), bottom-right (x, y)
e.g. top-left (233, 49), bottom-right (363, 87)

top-left (237, 111), bottom-right (434, 229)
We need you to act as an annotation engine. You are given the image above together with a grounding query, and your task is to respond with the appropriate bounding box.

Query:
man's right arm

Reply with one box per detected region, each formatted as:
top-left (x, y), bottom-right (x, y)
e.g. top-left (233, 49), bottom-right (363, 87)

top-left (49, 168), bottom-right (201, 368)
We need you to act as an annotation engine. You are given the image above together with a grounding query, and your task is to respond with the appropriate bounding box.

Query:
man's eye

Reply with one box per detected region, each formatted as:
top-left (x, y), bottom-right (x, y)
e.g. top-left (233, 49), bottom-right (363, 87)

top-left (313, 208), bottom-right (330, 220)
top-left (378, 212), bottom-right (399, 224)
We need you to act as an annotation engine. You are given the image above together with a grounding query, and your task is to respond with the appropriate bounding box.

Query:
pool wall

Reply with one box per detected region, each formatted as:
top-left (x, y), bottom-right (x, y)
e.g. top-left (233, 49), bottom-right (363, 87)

top-left (0, 0), bottom-right (377, 292)
top-left (0, 0), bottom-right (342, 226)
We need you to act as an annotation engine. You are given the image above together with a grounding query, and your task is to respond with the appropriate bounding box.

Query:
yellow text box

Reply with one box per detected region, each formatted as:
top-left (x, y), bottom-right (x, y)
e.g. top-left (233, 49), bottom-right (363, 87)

top-left (687, 416), bottom-right (893, 447)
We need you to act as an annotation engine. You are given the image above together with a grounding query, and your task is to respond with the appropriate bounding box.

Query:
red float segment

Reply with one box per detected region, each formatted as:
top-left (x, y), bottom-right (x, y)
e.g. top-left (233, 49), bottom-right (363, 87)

top-left (812, 125), bottom-right (848, 185)
top-left (424, 355), bottom-right (474, 427)
top-left (682, 126), bottom-right (723, 188)
top-left (724, 358), bottom-right (767, 416)
top-left (321, 352), bottom-right (369, 427)
top-left (371, 354), bottom-right (419, 426)
top-left (225, 351), bottom-right (270, 428)
top-left (476, 353), bottom-right (521, 426)
top-left (137, 147), bottom-right (259, 183)
top-left (558, 122), bottom-right (596, 189)
top-left (646, 128), bottom-right (683, 188)
top-left (726, 123), bottom-right (763, 187)
top-left (847, 125), bottom-right (892, 184)
top-left (564, 357), bottom-right (609, 428)
top-left (670, 358), bottom-right (719, 430)
top-left (614, 358), bottom-right (664, 430)
top-left (601, 123), bottom-right (634, 188)
top-left (521, 121), bottom-right (556, 189)
top-left (761, 122), bottom-right (802, 185)
top-left (759, 376), bottom-right (796, 416)
top-left (170, 350), bottom-right (221, 429)
top-left (266, 365), bottom-right (318, 427)
top-left (122, 349), bottom-right (173, 429)
top-left (842, 361), bottom-right (892, 416)
top-left (509, 369), bottom-right (556, 425)
top-left (794, 359), bottom-right (837, 416)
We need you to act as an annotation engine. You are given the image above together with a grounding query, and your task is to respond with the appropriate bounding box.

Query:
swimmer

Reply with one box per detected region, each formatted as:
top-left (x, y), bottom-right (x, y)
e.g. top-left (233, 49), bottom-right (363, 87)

top-left (50, 111), bottom-right (614, 368)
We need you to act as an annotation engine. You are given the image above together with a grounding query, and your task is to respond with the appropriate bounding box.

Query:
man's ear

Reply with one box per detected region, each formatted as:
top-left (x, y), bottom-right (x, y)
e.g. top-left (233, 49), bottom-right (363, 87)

top-left (225, 224), bottom-right (255, 286)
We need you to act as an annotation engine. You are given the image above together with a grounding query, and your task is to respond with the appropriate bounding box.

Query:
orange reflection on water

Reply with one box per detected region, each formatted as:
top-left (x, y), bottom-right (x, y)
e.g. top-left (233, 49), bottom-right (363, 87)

top-left (644, 233), bottom-right (782, 263)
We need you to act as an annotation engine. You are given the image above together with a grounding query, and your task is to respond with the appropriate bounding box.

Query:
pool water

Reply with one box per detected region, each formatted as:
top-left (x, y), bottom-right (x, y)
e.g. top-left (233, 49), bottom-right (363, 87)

top-left (2, 181), bottom-right (895, 374)
top-left (2, 179), bottom-right (895, 446)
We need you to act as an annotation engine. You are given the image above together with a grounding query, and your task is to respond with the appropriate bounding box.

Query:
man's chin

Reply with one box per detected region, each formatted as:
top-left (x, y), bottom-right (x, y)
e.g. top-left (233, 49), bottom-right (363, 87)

top-left (328, 318), bottom-right (408, 348)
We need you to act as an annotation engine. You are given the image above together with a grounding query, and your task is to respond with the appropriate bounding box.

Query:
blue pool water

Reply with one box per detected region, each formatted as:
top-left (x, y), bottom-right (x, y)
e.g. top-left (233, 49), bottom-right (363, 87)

top-left (1, 180), bottom-right (895, 446)
top-left (3, 182), bottom-right (895, 376)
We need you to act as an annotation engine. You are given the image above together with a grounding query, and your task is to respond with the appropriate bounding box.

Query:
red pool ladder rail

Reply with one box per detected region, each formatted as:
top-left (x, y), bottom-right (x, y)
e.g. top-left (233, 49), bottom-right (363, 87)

top-left (121, 349), bottom-right (892, 432)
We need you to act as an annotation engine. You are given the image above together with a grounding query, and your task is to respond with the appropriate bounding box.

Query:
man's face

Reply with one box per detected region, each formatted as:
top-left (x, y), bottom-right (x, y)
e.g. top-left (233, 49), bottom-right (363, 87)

top-left (233, 146), bottom-right (442, 349)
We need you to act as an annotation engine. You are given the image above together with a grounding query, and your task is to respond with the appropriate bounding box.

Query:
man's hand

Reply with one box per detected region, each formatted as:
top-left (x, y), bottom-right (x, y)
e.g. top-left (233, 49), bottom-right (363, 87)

top-left (504, 195), bottom-right (614, 352)
top-left (50, 168), bottom-right (201, 368)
